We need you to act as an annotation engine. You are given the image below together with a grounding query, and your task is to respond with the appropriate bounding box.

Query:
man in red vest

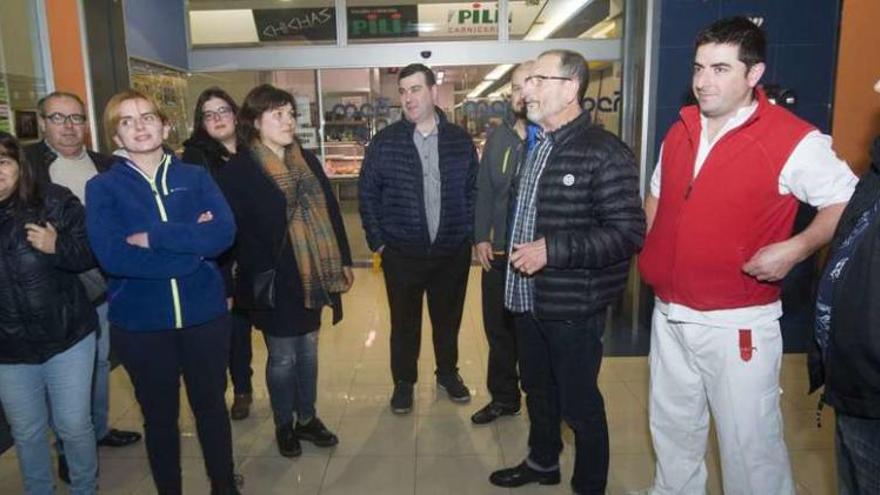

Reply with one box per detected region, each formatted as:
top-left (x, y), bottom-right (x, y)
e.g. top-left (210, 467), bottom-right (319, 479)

top-left (638, 17), bottom-right (857, 494)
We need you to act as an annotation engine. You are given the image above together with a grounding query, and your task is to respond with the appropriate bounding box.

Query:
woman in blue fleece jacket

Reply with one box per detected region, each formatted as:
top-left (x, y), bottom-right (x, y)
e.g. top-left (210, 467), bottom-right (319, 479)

top-left (85, 90), bottom-right (240, 495)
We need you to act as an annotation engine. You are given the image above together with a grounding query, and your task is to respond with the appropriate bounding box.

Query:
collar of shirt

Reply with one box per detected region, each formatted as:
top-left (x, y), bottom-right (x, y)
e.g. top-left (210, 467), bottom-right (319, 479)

top-left (414, 115), bottom-right (440, 139)
top-left (46, 141), bottom-right (88, 161)
top-left (699, 101), bottom-right (758, 147)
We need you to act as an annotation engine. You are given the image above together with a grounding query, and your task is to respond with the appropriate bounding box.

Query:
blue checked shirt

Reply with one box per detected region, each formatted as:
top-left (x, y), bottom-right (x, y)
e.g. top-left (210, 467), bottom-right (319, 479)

top-left (505, 131), bottom-right (554, 313)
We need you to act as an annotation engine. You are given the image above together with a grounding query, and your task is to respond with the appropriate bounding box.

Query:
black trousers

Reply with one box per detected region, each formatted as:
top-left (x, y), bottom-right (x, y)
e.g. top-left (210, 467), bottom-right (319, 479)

top-left (515, 312), bottom-right (609, 495)
top-left (112, 315), bottom-right (235, 494)
top-left (382, 244), bottom-right (470, 384)
top-left (481, 255), bottom-right (520, 405)
top-left (228, 309), bottom-right (253, 395)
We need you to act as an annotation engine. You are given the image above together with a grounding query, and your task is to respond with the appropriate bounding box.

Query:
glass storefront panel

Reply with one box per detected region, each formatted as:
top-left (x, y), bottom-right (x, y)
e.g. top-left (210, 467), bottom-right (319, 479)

top-left (510, 0), bottom-right (623, 41)
top-left (189, 0), bottom-right (337, 47)
top-left (0, 0), bottom-right (49, 141)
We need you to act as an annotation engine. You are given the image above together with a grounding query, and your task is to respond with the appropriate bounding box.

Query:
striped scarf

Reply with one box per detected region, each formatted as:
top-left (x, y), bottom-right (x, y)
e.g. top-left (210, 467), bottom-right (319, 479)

top-left (251, 141), bottom-right (346, 310)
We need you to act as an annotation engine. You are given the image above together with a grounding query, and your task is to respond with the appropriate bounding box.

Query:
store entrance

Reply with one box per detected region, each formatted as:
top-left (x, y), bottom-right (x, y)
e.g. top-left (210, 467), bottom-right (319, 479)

top-left (184, 60), bottom-right (624, 264)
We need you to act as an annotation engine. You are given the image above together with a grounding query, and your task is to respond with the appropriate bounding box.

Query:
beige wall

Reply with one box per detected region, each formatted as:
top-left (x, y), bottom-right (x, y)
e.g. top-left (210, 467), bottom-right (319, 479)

top-left (832, 0), bottom-right (880, 176)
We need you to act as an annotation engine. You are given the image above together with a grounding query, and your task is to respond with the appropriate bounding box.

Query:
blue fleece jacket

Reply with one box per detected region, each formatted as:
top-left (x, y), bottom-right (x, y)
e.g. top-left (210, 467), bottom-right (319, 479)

top-left (85, 153), bottom-right (235, 332)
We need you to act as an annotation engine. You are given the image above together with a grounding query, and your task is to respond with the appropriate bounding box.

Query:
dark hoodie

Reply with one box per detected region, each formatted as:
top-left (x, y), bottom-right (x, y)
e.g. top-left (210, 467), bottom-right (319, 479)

top-left (474, 114), bottom-right (527, 252)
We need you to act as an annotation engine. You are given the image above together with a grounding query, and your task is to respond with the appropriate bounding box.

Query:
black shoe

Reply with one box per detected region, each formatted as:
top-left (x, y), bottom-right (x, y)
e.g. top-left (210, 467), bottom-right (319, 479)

top-left (230, 393), bottom-right (253, 421)
top-left (97, 428), bottom-right (142, 447)
top-left (57, 454), bottom-right (70, 485)
top-left (390, 382), bottom-right (414, 414)
top-left (436, 373), bottom-right (471, 403)
top-left (275, 423), bottom-right (302, 457)
top-left (210, 474), bottom-right (244, 495)
top-left (294, 417), bottom-right (338, 447)
top-left (489, 461), bottom-right (561, 488)
top-left (470, 401), bottom-right (521, 425)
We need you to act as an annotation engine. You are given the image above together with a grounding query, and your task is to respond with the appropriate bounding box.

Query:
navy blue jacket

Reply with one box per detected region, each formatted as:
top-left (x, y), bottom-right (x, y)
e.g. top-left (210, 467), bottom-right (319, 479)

top-left (85, 153), bottom-right (235, 332)
top-left (359, 108), bottom-right (477, 257)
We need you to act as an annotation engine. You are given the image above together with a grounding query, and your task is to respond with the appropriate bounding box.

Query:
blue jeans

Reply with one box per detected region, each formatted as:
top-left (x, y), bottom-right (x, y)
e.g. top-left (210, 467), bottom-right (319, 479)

top-left (836, 412), bottom-right (880, 495)
top-left (53, 302), bottom-right (110, 455)
top-left (0, 334), bottom-right (97, 495)
top-left (264, 332), bottom-right (319, 427)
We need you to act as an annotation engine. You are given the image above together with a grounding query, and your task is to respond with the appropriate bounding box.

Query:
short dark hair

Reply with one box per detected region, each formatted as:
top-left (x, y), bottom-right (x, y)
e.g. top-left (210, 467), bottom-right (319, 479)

top-left (189, 87), bottom-right (242, 152)
top-left (38, 91), bottom-right (86, 116)
top-left (237, 84), bottom-right (297, 144)
top-left (540, 49), bottom-right (590, 103)
top-left (694, 16), bottom-right (766, 69)
top-left (398, 64), bottom-right (436, 87)
top-left (0, 131), bottom-right (42, 207)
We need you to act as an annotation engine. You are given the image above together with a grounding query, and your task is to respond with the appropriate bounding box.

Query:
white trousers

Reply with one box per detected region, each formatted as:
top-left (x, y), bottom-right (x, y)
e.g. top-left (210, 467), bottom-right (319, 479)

top-left (648, 307), bottom-right (794, 495)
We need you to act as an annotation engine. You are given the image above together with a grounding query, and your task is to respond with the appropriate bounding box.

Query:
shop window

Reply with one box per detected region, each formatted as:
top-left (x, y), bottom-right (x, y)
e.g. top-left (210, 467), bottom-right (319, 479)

top-left (347, 0), bottom-right (499, 43)
top-left (0, 0), bottom-right (49, 140)
top-left (189, 0), bottom-right (338, 46)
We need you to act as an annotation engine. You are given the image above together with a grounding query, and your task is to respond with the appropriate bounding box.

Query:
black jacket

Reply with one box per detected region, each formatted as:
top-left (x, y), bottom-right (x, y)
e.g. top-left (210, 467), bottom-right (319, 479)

top-left (0, 184), bottom-right (98, 364)
top-left (359, 108), bottom-right (478, 257)
top-left (529, 112), bottom-right (645, 320)
top-left (474, 114), bottom-right (526, 251)
top-left (24, 140), bottom-right (114, 185)
top-left (217, 147), bottom-right (352, 336)
top-left (182, 137), bottom-right (239, 295)
top-left (808, 137), bottom-right (880, 419)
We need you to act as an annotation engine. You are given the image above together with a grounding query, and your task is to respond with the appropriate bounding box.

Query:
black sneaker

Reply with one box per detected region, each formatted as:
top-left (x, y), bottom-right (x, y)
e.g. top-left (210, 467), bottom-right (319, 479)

top-left (390, 381), bottom-right (414, 414)
top-left (470, 401), bottom-right (521, 424)
top-left (437, 373), bottom-right (471, 403)
top-left (275, 422), bottom-right (302, 457)
top-left (294, 417), bottom-right (338, 447)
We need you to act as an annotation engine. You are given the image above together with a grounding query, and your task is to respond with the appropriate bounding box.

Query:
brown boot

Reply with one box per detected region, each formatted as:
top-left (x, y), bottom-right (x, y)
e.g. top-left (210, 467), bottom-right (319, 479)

top-left (230, 393), bottom-right (252, 420)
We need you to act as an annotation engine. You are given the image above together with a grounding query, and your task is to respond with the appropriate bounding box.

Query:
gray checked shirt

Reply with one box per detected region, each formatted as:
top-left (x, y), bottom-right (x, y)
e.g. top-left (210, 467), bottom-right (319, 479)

top-left (413, 122), bottom-right (441, 242)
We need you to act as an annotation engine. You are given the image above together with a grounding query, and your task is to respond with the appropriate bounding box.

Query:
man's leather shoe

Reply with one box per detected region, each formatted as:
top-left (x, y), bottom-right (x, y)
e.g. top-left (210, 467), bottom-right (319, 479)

top-left (97, 428), bottom-right (142, 447)
top-left (470, 402), bottom-right (520, 424)
top-left (230, 393), bottom-right (253, 420)
top-left (489, 461), bottom-right (560, 487)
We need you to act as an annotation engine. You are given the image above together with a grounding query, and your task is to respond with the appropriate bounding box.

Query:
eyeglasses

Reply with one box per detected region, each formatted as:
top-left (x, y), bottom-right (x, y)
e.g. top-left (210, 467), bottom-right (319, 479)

top-left (202, 106), bottom-right (234, 122)
top-left (118, 113), bottom-right (161, 130)
top-left (524, 75), bottom-right (572, 86)
top-left (42, 112), bottom-right (87, 126)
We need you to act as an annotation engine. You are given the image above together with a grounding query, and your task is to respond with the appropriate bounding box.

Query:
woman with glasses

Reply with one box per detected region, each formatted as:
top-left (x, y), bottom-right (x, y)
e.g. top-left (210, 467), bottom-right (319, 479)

top-left (216, 84), bottom-right (353, 458)
top-left (183, 87), bottom-right (255, 420)
top-left (85, 90), bottom-right (240, 494)
top-left (0, 131), bottom-right (98, 494)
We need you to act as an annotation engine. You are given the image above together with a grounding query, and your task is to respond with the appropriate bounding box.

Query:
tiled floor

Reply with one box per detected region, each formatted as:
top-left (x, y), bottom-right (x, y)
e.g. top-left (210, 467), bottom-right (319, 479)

top-left (0, 268), bottom-right (838, 494)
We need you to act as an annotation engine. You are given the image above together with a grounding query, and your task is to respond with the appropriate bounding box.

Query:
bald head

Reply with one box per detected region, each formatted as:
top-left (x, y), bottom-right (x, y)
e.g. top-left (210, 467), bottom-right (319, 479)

top-left (510, 61), bottom-right (533, 119)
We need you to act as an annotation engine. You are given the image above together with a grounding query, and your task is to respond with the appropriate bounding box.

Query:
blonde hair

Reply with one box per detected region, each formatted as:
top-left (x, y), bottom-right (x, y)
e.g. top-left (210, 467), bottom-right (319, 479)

top-left (102, 89), bottom-right (168, 146)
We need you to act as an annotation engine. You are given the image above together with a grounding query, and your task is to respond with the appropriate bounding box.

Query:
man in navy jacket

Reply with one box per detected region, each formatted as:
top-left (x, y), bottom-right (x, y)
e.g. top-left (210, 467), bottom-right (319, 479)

top-left (359, 63), bottom-right (478, 414)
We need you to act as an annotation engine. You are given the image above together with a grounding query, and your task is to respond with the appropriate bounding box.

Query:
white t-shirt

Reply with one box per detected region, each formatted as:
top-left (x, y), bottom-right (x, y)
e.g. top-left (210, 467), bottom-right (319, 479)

top-left (650, 103), bottom-right (858, 328)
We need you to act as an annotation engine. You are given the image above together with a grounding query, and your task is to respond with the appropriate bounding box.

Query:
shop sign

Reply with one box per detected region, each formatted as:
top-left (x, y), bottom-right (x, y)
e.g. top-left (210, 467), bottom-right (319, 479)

top-left (348, 6), bottom-right (419, 39)
top-left (417, 1), bottom-right (540, 38)
top-left (252, 8), bottom-right (336, 42)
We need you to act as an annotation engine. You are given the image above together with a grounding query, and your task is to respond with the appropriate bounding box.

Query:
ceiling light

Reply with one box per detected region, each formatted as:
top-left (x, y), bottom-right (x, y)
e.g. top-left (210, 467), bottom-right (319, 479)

top-left (484, 64), bottom-right (514, 81)
top-left (525, 0), bottom-right (595, 41)
top-left (467, 81), bottom-right (494, 99)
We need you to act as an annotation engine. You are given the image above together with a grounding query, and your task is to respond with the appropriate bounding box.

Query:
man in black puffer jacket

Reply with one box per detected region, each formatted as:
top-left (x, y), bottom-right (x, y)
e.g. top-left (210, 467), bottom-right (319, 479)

top-left (489, 50), bottom-right (645, 494)
top-left (359, 63), bottom-right (478, 414)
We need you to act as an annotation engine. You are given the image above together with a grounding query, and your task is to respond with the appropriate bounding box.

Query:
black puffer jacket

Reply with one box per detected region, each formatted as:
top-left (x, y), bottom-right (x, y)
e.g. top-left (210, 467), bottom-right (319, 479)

top-left (531, 111), bottom-right (646, 320)
top-left (0, 184), bottom-right (98, 364)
